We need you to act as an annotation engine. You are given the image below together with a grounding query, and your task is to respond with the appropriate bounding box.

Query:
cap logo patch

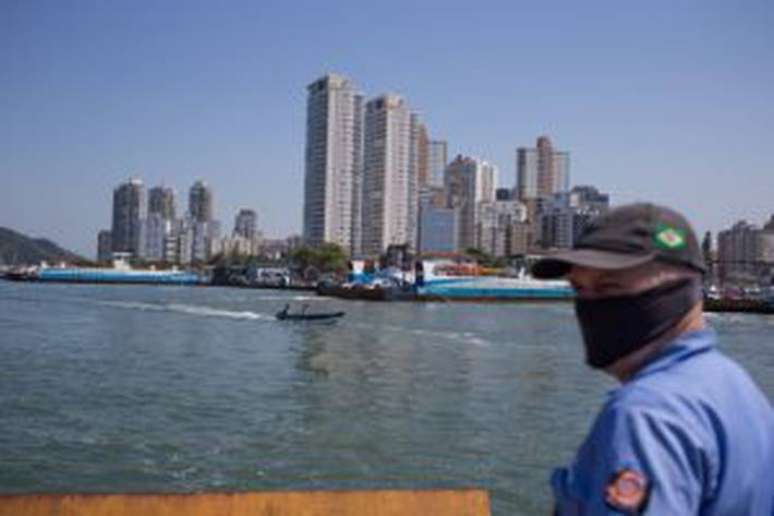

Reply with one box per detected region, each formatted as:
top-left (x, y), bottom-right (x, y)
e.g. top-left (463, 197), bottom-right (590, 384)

top-left (605, 468), bottom-right (649, 512)
top-left (654, 224), bottom-right (686, 250)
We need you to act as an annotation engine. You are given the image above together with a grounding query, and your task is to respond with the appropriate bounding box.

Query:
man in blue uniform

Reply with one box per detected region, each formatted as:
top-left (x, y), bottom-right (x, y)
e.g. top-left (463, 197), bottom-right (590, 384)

top-left (532, 203), bottom-right (773, 515)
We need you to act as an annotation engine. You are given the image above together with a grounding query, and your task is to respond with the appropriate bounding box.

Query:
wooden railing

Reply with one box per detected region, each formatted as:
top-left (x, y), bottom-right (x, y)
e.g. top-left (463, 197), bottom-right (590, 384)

top-left (0, 489), bottom-right (491, 515)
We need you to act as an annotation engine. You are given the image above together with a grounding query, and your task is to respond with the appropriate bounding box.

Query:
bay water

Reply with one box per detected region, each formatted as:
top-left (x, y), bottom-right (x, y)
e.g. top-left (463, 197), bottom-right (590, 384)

top-left (1, 282), bottom-right (772, 514)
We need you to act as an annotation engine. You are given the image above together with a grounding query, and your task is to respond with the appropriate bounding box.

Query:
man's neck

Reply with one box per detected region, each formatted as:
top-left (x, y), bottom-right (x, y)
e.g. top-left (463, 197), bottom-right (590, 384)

top-left (607, 302), bottom-right (705, 382)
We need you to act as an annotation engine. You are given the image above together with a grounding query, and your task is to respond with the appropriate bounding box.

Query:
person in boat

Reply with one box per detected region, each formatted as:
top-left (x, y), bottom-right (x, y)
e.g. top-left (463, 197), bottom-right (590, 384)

top-left (532, 203), bottom-right (773, 515)
top-left (279, 304), bottom-right (290, 318)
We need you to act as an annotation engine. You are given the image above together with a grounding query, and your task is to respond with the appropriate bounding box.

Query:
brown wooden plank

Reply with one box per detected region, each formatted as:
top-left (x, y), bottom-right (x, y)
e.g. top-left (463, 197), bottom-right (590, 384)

top-left (0, 489), bottom-right (490, 516)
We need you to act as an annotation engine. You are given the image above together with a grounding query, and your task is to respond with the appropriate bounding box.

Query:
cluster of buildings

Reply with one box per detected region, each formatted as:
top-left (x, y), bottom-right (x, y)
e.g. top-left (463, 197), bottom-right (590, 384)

top-left (94, 71), bottom-right (772, 290)
top-left (97, 179), bottom-right (293, 264)
top-left (302, 72), bottom-right (610, 259)
top-left (713, 215), bottom-right (774, 287)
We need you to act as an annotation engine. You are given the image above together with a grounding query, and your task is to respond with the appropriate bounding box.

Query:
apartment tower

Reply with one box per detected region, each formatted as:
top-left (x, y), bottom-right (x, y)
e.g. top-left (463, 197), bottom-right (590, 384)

top-left (234, 209), bottom-right (258, 240)
top-left (428, 140), bottom-right (448, 188)
top-left (189, 180), bottom-right (213, 222)
top-left (516, 135), bottom-right (569, 200)
top-left (302, 73), bottom-right (364, 254)
top-left (444, 156), bottom-right (498, 251)
top-left (111, 178), bottom-right (146, 256)
top-left (148, 186), bottom-right (176, 220)
top-left (361, 94), bottom-right (412, 255)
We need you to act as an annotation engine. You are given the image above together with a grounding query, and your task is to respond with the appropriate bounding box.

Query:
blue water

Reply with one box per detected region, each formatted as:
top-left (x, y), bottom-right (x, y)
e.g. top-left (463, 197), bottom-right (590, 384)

top-left (0, 282), bottom-right (772, 514)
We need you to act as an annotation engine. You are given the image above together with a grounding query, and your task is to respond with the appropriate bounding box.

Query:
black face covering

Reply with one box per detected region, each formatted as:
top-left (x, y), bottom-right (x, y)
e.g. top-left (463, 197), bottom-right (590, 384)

top-left (574, 277), bottom-right (702, 369)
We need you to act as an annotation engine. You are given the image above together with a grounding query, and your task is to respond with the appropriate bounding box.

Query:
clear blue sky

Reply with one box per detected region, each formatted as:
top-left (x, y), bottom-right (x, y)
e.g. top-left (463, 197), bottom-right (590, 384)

top-left (1, 0), bottom-right (772, 256)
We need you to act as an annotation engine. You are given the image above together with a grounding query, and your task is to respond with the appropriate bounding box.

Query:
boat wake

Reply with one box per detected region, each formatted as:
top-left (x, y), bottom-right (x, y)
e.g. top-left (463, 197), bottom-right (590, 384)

top-left (256, 295), bottom-right (328, 302)
top-left (348, 322), bottom-right (492, 347)
top-left (99, 300), bottom-right (275, 321)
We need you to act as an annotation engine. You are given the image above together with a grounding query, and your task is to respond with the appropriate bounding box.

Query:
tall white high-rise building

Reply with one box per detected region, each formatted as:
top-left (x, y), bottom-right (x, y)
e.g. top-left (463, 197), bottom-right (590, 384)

top-left (361, 94), bottom-right (412, 255)
top-left (302, 73), bottom-right (364, 254)
top-left (480, 161), bottom-right (498, 204)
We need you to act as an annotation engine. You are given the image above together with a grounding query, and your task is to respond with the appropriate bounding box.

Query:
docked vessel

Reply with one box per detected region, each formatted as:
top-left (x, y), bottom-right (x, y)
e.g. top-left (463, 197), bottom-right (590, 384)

top-left (317, 281), bottom-right (416, 301)
top-left (415, 260), bottom-right (573, 301)
top-left (4, 256), bottom-right (202, 286)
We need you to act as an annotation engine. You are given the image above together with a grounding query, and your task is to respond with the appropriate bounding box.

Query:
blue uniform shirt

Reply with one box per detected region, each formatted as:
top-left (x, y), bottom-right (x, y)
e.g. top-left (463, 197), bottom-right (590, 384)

top-left (551, 328), bottom-right (774, 515)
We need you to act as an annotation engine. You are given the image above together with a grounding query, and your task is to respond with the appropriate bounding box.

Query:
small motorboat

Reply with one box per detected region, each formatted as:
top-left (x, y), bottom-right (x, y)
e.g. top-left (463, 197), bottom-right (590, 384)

top-left (275, 304), bottom-right (345, 321)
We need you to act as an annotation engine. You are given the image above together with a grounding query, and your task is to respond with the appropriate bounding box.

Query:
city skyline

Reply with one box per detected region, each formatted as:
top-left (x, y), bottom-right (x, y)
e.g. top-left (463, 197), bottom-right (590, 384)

top-left (2, 2), bottom-right (772, 256)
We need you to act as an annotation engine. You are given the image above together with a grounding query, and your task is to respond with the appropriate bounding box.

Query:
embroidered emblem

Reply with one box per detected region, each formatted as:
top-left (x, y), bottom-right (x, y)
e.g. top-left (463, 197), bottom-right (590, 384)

top-left (605, 469), bottom-right (649, 512)
top-left (654, 224), bottom-right (686, 250)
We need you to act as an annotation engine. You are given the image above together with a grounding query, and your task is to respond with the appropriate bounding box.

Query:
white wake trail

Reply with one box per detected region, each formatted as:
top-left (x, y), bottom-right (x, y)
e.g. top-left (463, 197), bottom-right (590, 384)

top-left (99, 300), bottom-right (274, 321)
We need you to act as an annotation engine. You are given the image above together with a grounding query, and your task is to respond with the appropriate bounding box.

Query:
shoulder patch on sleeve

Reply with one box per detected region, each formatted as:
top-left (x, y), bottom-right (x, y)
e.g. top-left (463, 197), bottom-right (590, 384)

top-left (605, 468), bottom-right (650, 513)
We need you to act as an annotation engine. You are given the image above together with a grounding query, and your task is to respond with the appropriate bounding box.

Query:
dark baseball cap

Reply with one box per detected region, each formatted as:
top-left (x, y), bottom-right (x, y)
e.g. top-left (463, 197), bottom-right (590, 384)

top-left (532, 203), bottom-right (707, 279)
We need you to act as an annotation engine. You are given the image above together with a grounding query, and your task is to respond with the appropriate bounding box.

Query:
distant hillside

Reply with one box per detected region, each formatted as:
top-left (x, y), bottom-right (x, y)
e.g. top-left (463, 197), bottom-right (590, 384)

top-left (0, 227), bottom-right (86, 265)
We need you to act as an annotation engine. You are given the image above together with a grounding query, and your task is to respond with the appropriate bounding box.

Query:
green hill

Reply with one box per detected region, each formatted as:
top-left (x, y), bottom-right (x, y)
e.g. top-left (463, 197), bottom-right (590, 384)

top-left (0, 227), bottom-right (86, 266)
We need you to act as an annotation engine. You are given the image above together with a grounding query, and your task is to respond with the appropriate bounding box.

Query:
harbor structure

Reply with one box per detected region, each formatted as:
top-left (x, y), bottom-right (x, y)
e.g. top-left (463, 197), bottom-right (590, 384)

top-left (444, 155), bottom-right (498, 251)
top-left (428, 140), bottom-right (448, 188)
top-left (302, 73), bottom-right (364, 254)
top-left (516, 135), bottom-right (570, 201)
top-left (361, 94), bottom-right (413, 255)
top-left (111, 178), bottom-right (146, 257)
